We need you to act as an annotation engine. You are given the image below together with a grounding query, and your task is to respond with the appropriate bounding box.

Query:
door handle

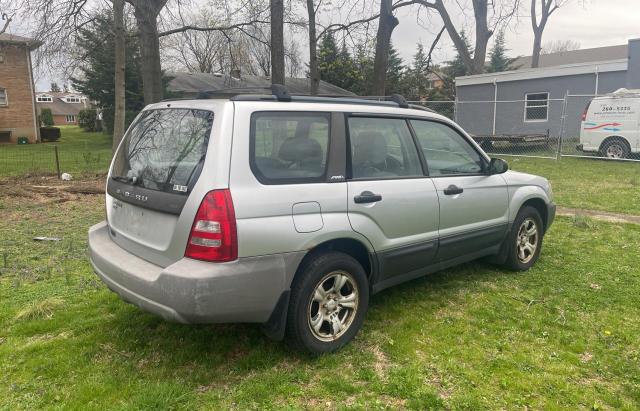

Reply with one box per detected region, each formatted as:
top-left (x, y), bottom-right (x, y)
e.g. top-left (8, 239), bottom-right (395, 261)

top-left (354, 191), bottom-right (383, 204)
top-left (444, 185), bottom-right (464, 195)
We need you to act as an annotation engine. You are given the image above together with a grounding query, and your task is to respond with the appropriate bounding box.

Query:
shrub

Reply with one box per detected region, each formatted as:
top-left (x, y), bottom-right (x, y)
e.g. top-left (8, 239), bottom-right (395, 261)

top-left (78, 109), bottom-right (98, 132)
top-left (40, 108), bottom-right (54, 126)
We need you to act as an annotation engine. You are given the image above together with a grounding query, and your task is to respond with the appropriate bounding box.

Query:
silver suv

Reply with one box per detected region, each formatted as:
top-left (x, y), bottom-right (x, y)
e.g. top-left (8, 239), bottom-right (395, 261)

top-left (89, 86), bottom-right (555, 353)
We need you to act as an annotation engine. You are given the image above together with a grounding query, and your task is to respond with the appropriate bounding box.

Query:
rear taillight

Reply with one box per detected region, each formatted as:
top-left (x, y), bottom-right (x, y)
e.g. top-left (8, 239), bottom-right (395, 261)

top-left (185, 189), bottom-right (237, 262)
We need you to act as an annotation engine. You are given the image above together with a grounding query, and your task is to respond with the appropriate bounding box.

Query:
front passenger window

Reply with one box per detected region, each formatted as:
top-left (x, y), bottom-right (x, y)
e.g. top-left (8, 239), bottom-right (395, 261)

top-left (410, 120), bottom-right (484, 176)
top-left (348, 117), bottom-right (422, 179)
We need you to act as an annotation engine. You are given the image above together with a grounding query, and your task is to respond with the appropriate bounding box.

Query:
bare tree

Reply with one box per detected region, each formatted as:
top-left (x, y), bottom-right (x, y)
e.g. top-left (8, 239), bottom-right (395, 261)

top-left (113, 0), bottom-right (126, 152)
top-left (306, 0), bottom-right (319, 94)
top-left (270, 0), bottom-right (285, 84)
top-left (371, 0), bottom-right (398, 95)
top-left (541, 39), bottom-right (580, 55)
top-left (411, 0), bottom-right (521, 74)
top-left (1, 11), bottom-right (11, 35)
top-left (531, 0), bottom-right (567, 67)
top-left (127, 0), bottom-right (167, 104)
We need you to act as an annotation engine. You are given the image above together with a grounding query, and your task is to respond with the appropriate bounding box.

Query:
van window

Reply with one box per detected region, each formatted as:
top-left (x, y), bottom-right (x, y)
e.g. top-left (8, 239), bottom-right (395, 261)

top-left (250, 112), bottom-right (330, 183)
top-left (111, 108), bottom-right (214, 194)
top-left (524, 92), bottom-right (549, 122)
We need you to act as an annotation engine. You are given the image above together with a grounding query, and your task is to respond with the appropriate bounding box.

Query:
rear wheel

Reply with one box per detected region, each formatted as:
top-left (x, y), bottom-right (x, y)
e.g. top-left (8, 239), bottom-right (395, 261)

top-left (504, 206), bottom-right (544, 271)
top-left (600, 138), bottom-right (630, 159)
top-left (286, 252), bottom-right (369, 354)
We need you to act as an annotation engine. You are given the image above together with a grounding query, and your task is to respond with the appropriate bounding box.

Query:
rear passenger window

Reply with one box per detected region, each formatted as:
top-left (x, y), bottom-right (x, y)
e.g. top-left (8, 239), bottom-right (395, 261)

top-left (251, 112), bottom-right (330, 183)
top-left (348, 117), bottom-right (422, 179)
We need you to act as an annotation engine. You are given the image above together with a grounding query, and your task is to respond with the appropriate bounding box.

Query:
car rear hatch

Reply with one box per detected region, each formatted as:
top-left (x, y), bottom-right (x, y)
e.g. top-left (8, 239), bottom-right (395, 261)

top-left (105, 101), bottom-right (232, 267)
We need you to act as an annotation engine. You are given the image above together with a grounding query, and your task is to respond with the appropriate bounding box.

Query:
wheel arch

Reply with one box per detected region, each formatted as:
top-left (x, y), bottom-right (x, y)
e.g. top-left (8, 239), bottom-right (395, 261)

top-left (599, 135), bottom-right (631, 153)
top-left (290, 237), bottom-right (375, 289)
top-left (520, 198), bottom-right (549, 232)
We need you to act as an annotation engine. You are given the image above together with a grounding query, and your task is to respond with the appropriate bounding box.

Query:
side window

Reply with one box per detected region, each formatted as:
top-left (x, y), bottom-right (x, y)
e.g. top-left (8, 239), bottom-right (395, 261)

top-left (524, 92), bottom-right (549, 122)
top-left (348, 117), bottom-right (422, 179)
top-left (410, 120), bottom-right (484, 176)
top-left (251, 112), bottom-right (330, 183)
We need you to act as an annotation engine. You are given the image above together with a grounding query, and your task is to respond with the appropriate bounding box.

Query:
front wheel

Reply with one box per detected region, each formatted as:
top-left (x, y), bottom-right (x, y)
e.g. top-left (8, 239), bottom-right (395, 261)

top-left (286, 252), bottom-right (369, 354)
top-left (504, 206), bottom-right (544, 271)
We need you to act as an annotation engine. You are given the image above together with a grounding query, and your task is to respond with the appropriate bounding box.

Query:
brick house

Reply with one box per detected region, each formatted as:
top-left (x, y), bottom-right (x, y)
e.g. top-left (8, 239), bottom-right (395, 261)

top-left (36, 92), bottom-right (92, 125)
top-left (0, 33), bottom-right (41, 143)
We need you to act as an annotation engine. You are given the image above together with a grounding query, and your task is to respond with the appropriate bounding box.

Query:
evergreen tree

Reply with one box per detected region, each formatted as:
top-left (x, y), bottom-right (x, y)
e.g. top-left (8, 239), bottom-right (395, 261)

top-left (385, 44), bottom-right (404, 94)
top-left (71, 12), bottom-right (145, 134)
top-left (487, 31), bottom-right (513, 73)
top-left (318, 33), bottom-right (340, 87)
top-left (445, 30), bottom-right (472, 79)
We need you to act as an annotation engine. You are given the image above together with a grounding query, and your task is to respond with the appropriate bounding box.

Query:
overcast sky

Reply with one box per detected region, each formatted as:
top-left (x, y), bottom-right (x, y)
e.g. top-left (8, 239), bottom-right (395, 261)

top-left (34, 0), bottom-right (640, 91)
top-left (392, 0), bottom-right (640, 66)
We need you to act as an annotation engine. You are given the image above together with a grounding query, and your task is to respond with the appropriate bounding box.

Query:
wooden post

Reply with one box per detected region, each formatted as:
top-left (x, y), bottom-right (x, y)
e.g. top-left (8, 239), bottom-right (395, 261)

top-left (54, 145), bottom-right (61, 179)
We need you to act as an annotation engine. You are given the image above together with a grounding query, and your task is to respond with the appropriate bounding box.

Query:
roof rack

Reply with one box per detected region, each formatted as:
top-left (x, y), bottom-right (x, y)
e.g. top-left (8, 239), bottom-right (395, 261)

top-left (164, 84), bottom-right (434, 111)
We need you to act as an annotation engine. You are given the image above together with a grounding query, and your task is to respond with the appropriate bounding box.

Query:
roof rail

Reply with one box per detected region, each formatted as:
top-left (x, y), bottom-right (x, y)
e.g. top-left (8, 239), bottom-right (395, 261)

top-left (164, 84), bottom-right (427, 110)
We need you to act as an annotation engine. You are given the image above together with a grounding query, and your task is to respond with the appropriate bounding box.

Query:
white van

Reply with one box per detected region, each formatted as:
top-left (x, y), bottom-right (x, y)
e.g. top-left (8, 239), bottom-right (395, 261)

top-left (579, 88), bottom-right (640, 159)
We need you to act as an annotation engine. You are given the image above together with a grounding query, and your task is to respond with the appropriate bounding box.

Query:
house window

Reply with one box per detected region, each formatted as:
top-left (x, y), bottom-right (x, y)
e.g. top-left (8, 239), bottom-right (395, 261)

top-left (65, 97), bottom-right (80, 103)
top-left (0, 131), bottom-right (11, 143)
top-left (66, 115), bottom-right (76, 123)
top-left (0, 89), bottom-right (7, 106)
top-left (37, 95), bottom-right (53, 102)
top-left (524, 92), bottom-right (549, 122)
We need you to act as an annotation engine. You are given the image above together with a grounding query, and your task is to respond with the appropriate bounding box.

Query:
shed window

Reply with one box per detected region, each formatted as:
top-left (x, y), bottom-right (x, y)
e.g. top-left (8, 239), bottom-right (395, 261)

top-left (0, 131), bottom-right (10, 143)
top-left (0, 89), bottom-right (7, 106)
top-left (524, 92), bottom-right (548, 122)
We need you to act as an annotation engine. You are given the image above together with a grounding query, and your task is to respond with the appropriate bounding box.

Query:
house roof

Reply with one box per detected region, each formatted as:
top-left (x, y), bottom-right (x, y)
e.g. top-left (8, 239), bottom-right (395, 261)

top-left (36, 94), bottom-right (92, 116)
top-left (0, 33), bottom-right (42, 50)
top-left (167, 73), bottom-right (355, 96)
top-left (511, 44), bottom-right (628, 69)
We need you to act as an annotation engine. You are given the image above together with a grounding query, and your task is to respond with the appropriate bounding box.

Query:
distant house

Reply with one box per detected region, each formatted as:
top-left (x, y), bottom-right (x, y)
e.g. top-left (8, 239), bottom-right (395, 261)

top-left (167, 72), bottom-right (355, 97)
top-left (426, 72), bottom-right (445, 90)
top-left (0, 33), bottom-right (41, 143)
top-left (454, 38), bottom-right (640, 138)
top-left (35, 92), bottom-right (93, 125)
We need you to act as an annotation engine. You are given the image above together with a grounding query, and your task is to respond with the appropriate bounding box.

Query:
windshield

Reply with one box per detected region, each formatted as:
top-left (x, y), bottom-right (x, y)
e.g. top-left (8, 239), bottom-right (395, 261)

top-left (111, 108), bottom-right (214, 194)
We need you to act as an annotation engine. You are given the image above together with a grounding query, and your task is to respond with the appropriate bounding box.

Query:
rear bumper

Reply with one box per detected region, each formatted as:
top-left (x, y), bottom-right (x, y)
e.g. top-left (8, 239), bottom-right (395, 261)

top-left (88, 221), bottom-right (304, 324)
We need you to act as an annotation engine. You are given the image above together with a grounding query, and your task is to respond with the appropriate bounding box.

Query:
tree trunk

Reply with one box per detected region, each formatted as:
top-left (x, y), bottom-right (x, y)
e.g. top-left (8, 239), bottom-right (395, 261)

top-left (531, 30), bottom-right (543, 68)
top-left (113, 0), bottom-right (126, 153)
top-left (131, 0), bottom-right (165, 104)
top-left (270, 0), bottom-right (285, 85)
top-left (371, 0), bottom-right (398, 96)
top-left (307, 0), bottom-right (319, 95)
top-left (471, 0), bottom-right (491, 74)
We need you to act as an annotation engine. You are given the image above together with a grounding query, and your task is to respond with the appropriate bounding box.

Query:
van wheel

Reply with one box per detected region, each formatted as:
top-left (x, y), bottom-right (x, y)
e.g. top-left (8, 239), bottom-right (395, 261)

top-left (504, 206), bottom-right (544, 271)
top-left (600, 138), bottom-right (630, 159)
top-left (286, 251), bottom-right (369, 354)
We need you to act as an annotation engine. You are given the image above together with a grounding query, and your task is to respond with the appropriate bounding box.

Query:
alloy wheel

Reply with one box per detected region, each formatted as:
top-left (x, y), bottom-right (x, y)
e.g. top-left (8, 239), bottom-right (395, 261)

top-left (516, 218), bottom-right (539, 264)
top-left (307, 271), bottom-right (359, 341)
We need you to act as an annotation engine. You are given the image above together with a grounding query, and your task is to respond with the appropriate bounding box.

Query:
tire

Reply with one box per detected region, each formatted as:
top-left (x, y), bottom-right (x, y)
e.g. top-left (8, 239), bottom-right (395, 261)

top-left (504, 206), bottom-right (544, 271)
top-left (286, 251), bottom-right (369, 354)
top-left (600, 138), bottom-right (630, 159)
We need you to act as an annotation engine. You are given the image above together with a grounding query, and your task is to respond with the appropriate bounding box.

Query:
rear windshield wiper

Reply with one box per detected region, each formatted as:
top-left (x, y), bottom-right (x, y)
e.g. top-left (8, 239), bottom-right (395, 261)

top-left (111, 175), bottom-right (140, 185)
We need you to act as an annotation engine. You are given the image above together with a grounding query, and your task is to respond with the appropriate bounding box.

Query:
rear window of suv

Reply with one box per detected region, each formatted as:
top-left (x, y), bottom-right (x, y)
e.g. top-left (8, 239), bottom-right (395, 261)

top-left (111, 108), bottom-right (214, 194)
top-left (250, 112), bottom-right (330, 184)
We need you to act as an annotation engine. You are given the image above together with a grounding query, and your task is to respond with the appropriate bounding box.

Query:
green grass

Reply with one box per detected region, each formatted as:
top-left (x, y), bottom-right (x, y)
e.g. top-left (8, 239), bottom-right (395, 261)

top-left (1, 187), bottom-right (639, 409)
top-left (510, 156), bottom-right (640, 215)
top-left (0, 126), bottom-right (112, 176)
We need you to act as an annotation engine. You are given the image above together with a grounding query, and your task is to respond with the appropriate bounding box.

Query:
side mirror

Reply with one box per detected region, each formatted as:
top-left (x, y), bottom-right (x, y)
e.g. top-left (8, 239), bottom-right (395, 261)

top-left (488, 158), bottom-right (509, 174)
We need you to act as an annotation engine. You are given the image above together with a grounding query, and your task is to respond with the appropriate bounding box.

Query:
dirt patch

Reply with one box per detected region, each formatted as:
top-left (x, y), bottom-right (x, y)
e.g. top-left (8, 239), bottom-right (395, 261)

top-left (557, 206), bottom-right (640, 225)
top-left (0, 175), bottom-right (104, 207)
top-left (371, 344), bottom-right (391, 381)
